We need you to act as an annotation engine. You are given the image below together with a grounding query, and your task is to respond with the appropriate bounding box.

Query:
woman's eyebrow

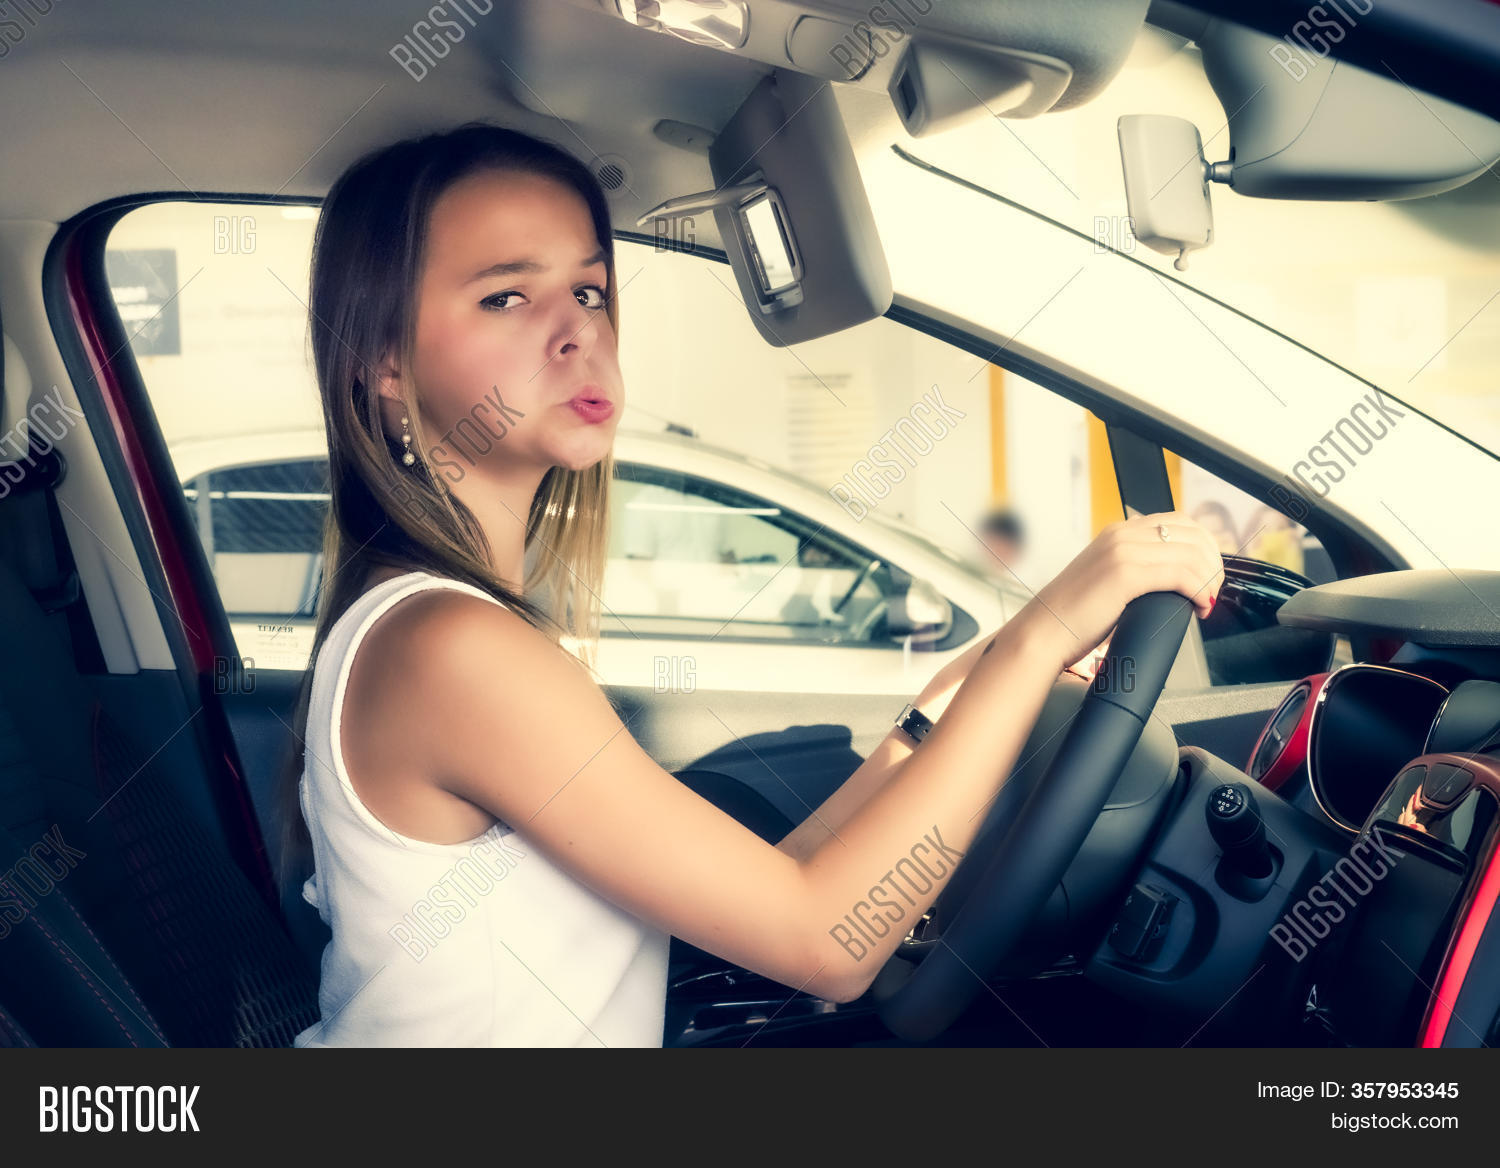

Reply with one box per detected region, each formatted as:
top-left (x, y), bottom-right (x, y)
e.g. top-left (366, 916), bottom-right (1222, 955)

top-left (466, 247), bottom-right (608, 284)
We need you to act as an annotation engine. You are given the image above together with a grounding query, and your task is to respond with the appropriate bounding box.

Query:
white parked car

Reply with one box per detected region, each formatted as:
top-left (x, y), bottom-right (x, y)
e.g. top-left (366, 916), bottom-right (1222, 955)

top-left (170, 428), bottom-right (1027, 694)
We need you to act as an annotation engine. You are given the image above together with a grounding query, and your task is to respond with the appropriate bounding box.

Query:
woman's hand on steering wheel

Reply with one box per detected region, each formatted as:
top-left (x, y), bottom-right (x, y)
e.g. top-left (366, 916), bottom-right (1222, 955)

top-left (1017, 510), bottom-right (1224, 673)
top-left (871, 510), bottom-right (1222, 1040)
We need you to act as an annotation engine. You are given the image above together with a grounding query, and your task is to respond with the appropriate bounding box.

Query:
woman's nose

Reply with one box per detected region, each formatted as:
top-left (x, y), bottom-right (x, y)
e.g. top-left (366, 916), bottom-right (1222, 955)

top-left (549, 296), bottom-right (598, 360)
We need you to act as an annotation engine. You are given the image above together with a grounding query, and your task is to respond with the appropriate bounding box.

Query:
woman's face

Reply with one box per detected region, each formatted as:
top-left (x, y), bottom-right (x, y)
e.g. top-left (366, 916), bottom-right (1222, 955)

top-left (386, 167), bottom-right (623, 480)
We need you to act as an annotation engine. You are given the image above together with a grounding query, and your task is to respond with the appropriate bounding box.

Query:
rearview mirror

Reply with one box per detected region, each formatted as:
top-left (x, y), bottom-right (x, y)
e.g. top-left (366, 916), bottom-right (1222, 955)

top-left (1195, 19), bottom-right (1500, 201)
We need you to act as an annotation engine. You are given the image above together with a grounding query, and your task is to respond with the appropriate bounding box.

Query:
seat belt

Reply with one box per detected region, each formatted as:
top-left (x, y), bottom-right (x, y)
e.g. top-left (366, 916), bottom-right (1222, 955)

top-left (0, 432), bottom-right (101, 670)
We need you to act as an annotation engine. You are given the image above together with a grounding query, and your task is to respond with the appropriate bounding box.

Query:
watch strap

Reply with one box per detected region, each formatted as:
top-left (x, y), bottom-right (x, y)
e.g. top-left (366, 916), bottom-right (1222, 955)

top-left (895, 702), bottom-right (934, 744)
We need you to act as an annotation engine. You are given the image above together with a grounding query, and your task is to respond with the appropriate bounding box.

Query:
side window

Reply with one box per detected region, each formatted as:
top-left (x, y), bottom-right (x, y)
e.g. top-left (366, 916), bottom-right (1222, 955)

top-left (186, 458), bottom-right (327, 612)
top-left (1174, 454), bottom-right (1335, 586)
top-left (606, 465), bottom-right (891, 643)
top-left (1169, 451), bottom-right (1338, 686)
top-left (105, 200), bottom-right (324, 668)
top-left (183, 457), bottom-right (329, 669)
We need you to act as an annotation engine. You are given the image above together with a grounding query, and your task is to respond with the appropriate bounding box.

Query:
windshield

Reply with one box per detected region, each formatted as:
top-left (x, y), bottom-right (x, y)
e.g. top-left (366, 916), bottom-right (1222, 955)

top-left (841, 27), bottom-right (1500, 458)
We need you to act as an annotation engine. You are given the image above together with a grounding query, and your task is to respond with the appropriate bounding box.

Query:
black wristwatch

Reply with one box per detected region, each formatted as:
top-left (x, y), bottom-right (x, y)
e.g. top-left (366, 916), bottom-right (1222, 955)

top-left (895, 702), bottom-right (934, 744)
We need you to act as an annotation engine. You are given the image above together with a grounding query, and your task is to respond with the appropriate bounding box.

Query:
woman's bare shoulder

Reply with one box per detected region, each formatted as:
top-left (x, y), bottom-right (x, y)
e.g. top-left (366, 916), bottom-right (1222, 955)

top-left (358, 583), bottom-right (539, 681)
top-left (340, 585), bottom-right (543, 841)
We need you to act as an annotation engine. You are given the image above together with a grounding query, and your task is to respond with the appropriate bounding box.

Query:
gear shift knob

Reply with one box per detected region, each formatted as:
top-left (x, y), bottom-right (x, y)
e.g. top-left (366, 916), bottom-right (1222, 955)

top-left (1206, 781), bottom-right (1273, 879)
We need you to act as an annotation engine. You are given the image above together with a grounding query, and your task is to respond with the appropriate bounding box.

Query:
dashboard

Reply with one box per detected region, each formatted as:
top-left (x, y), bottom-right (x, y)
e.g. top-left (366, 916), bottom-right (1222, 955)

top-left (1239, 570), bottom-right (1500, 1046)
top-left (1307, 664), bottom-right (1451, 832)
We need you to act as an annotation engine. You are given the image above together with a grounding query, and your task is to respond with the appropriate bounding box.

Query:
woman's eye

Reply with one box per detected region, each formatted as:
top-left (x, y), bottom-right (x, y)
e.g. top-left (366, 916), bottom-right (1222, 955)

top-left (480, 286), bottom-right (605, 312)
top-left (480, 290), bottom-right (525, 311)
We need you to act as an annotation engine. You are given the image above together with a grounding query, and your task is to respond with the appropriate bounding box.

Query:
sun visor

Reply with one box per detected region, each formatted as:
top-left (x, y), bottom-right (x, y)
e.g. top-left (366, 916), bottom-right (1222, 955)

top-left (640, 68), bottom-right (891, 347)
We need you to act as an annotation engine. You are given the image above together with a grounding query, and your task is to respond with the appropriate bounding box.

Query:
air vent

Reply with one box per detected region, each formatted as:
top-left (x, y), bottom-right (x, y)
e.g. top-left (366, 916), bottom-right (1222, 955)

top-left (589, 153), bottom-right (632, 195)
top-left (1249, 683), bottom-right (1309, 781)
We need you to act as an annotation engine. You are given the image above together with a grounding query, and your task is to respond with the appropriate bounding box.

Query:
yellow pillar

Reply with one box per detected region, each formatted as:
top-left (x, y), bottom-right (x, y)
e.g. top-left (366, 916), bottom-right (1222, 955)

top-left (1087, 412), bottom-right (1124, 534)
top-left (1164, 447), bottom-right (1183, 509)
top-left (988, 365), bottom-right (1007, 505)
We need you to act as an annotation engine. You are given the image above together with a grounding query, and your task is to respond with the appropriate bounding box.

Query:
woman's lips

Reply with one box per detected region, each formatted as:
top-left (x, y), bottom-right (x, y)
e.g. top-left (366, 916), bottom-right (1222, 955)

top-left (568, 395), bottom-right (614, 424)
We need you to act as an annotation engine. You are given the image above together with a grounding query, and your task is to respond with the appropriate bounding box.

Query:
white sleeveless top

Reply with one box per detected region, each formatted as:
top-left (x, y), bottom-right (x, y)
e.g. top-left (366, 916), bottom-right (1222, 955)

top-left (292, 570), bottom-right (670, 1047)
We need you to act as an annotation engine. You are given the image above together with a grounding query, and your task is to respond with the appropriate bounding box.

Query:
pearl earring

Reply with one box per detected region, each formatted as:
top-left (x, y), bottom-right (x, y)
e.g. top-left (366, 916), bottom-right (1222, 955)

top-left (401, 413), bottom-right (415, 466)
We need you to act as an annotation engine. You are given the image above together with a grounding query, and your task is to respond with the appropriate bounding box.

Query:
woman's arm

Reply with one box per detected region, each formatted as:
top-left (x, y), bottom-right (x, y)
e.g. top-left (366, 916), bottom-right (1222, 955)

top-left (776, 584), bottom-right (1117, 865)
top-left (773, 625), bottom-right (1004, 864)
top-left (392, 510), bottom-right (1220, 1005)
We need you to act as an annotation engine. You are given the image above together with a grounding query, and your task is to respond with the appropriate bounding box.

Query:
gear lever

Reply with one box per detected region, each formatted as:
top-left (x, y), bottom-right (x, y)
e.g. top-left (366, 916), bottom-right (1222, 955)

top-left (1206, 781), bottom-right (1274, 882)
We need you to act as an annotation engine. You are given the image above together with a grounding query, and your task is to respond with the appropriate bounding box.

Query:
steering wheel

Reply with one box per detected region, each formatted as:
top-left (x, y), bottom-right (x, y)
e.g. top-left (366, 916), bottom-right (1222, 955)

top-left (848, 597), bottom-right (890, 641)
top-left (831, 558), bottom-right (881, 617)
top-left (871, 591), bottom-right (1193, 1041)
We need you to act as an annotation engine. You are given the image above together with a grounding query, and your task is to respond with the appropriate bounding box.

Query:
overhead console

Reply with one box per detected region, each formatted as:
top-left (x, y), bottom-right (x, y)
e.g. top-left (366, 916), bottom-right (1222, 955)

top-left (601, 0), bottom-right (1149, 116)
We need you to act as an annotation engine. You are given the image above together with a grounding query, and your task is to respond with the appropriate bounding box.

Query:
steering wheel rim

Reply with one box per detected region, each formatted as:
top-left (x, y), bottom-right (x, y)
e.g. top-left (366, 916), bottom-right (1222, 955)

top-left (847, 597), bottom-right (889, 641)
top-left (871, 590), bottom-right (1194, 1041)
top-left (832, 558), bottom-right (881, 616)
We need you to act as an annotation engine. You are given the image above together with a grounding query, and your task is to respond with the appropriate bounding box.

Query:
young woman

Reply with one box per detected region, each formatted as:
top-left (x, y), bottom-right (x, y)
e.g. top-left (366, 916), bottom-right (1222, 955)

top-left (281, 122), bottom-right (1223, 1047)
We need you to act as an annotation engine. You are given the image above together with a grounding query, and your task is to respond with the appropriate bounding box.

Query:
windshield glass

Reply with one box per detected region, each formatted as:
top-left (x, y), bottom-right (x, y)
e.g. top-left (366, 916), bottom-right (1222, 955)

top-left (842, 27), bottom-right (1500, 457)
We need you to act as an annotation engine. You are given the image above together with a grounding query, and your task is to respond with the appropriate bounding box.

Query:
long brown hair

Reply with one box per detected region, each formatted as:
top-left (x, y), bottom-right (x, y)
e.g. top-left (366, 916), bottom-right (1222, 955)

top-left (274, 122), bottom-right (618, 894)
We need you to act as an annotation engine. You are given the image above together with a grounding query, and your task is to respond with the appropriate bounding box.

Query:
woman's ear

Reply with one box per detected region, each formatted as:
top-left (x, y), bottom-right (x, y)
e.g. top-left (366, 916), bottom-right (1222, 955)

top-left (373, 350), bottom-right (404, 437)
